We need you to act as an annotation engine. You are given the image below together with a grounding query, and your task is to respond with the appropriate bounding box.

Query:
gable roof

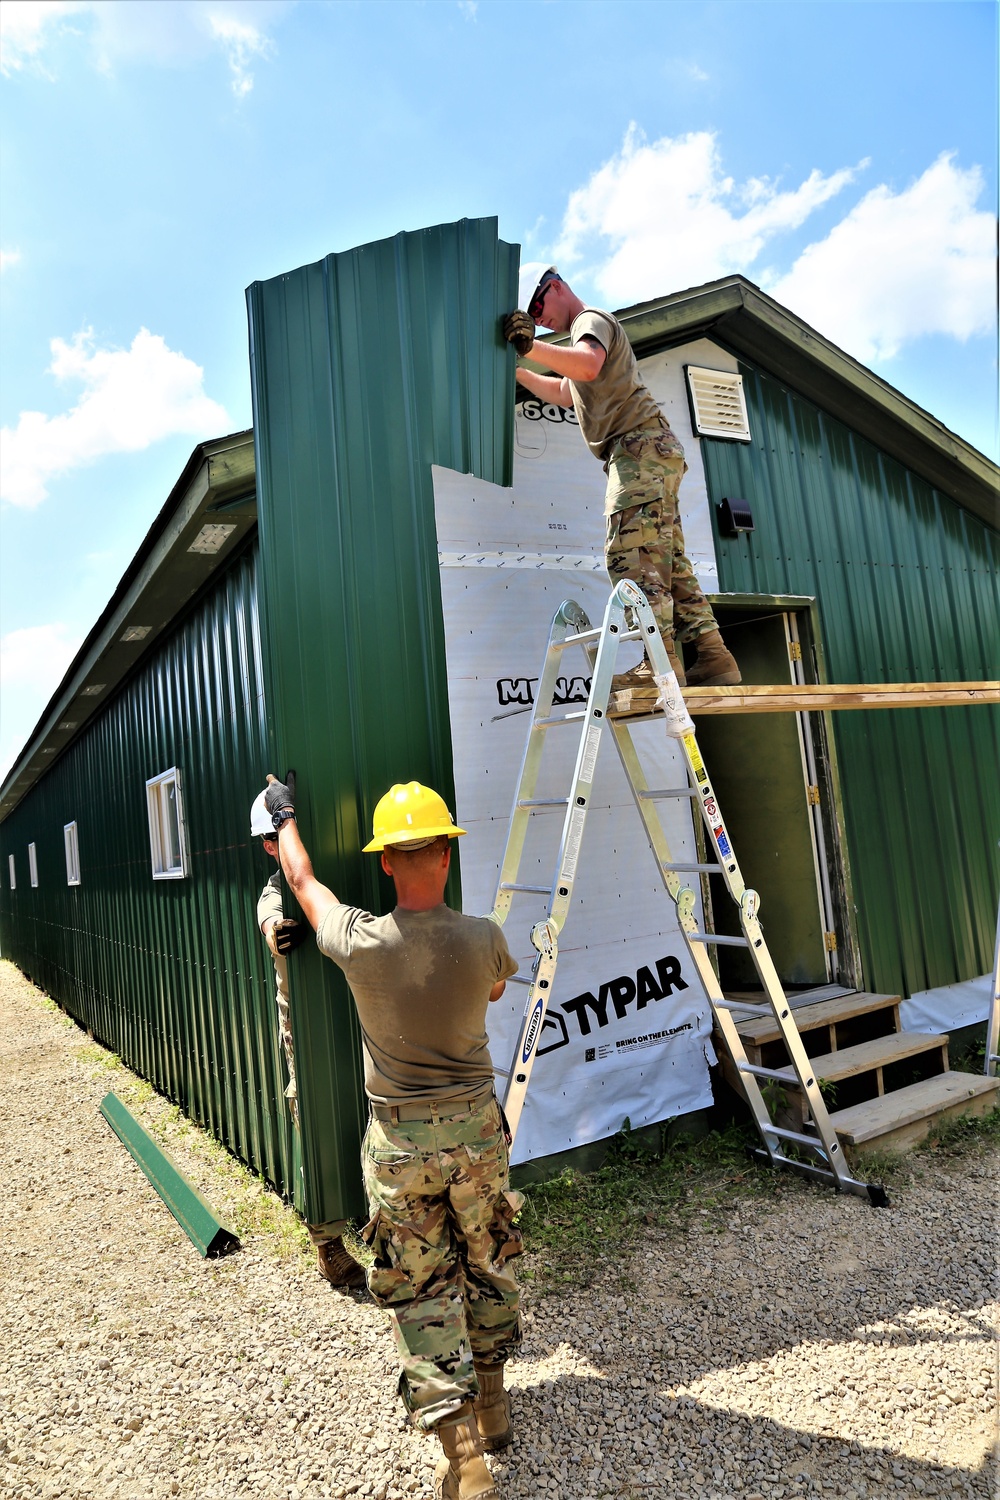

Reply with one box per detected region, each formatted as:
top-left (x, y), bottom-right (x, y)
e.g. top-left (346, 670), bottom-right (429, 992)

top-left (606, 275), bottom-right (998, 527)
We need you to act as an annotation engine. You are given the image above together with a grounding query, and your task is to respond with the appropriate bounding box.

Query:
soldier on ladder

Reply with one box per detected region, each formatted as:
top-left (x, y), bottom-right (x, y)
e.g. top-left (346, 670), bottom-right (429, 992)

top-left (504, 266), bottom-right (741, 703)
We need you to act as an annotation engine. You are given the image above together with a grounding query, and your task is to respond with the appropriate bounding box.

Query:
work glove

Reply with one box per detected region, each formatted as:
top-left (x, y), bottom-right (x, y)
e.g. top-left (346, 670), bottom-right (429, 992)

top-left (264, 773), bottom-right (295, 831)
top-left (502, 309), bottom-right (535, 357)
top-left (265, 918), bottom-right (308, 958)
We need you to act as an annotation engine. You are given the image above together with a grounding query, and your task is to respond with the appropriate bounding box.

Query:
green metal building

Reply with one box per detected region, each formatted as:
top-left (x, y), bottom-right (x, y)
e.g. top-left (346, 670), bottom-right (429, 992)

top-left (1, 221), bottom-right (996, 1226)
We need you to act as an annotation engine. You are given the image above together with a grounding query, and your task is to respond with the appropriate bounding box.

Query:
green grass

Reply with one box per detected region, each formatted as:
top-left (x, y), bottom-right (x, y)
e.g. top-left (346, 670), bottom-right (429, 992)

top-left (517, 1122), bottom-right (783, 1292)
top-left (517, 1104), bottom-right (1000, 1293)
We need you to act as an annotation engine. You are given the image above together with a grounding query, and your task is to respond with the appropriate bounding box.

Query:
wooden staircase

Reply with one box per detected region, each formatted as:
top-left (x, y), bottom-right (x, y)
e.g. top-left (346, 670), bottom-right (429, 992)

top-left (715, 986), bottom-right (1000, 1157)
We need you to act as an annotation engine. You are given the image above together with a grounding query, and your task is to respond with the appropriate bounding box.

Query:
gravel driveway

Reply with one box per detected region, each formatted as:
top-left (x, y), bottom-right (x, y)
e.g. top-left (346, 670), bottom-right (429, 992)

top-left (1, 959), bottom-right (996, 1500)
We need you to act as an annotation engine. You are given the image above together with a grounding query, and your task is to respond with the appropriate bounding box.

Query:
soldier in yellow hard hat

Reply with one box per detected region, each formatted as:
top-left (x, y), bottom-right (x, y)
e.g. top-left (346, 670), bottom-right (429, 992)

top-left (262, 774), bottom-right (521, 1500)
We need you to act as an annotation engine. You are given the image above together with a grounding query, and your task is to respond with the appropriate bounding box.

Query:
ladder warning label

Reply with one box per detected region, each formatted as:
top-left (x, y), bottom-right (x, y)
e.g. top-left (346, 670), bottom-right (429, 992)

top-left (580, 725), bottom-right (601, 784)
top-left (561, 807), bottom-right (587, 879)
top-left (684, 734), bottom-right (707, 782)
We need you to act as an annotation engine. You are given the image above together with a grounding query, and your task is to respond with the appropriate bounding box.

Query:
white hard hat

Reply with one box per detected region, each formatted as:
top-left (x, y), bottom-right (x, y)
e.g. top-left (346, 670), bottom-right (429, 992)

top-left (249, 790), bottom-right (274, 838)
top-left (518, 262), bottom-right (559, 315)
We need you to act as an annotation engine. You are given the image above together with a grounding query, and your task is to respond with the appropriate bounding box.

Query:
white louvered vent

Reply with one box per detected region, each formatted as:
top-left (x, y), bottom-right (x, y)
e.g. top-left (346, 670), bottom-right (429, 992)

top-left (685, 366), bottom-right (751, 442)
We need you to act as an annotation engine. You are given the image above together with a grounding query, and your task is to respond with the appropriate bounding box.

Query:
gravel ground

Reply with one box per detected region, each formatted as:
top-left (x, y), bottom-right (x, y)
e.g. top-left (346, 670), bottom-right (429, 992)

top-left (1, 958), bottom-right (997, 1500)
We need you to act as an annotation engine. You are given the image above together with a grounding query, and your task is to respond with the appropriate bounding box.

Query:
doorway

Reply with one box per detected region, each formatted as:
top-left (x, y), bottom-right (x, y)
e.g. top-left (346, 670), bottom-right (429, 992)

top-left (687, 595), bottom-right (851, 993)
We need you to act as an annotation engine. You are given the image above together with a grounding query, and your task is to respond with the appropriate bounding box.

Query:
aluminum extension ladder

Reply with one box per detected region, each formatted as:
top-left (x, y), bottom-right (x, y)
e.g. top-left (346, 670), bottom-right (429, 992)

top-left (490, 578), bottom-right (887, 1205)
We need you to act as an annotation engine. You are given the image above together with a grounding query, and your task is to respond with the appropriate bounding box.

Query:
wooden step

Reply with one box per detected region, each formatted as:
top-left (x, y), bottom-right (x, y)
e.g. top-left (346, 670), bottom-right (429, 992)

top-left (828, 1071), bottom-right (1000, 1152)
top-left (734, 990), bottom-right (900, 1048)
top-left (773, 1030), bottom-right (949, 1085)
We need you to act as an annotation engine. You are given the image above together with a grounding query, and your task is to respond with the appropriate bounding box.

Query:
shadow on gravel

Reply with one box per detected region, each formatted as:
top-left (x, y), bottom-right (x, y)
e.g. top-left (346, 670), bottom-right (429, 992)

top-left (494, 1368), bottom-right (994, 1499)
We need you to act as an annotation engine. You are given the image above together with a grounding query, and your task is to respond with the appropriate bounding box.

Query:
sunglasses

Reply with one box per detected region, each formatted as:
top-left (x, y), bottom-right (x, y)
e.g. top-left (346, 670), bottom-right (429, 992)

top-left (528, 277), bottom-right (558, 321)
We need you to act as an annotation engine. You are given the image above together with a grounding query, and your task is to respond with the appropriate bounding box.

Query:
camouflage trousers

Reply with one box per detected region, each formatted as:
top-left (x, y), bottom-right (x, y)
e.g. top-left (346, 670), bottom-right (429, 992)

top-left (605, 422), bottom-right (718, 646)
top-left (360, 1094), bottom-right (523, 1430)
top-left (275, 978), bottom-right (346, 1241)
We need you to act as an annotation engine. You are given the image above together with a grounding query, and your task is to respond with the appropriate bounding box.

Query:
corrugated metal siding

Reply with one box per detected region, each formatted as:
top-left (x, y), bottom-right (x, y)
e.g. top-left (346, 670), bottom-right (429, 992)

top-left (247, 217), bottom-right (518, 1227)
top-left (0, 540), bottom-right (302, 1204)
top-left (702, 360), bottom-right (1000, 998)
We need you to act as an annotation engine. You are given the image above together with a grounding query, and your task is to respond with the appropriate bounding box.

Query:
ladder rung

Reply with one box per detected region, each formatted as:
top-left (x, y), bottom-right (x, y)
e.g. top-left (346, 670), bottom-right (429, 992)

top-left (663, 862), bottom-right (721, 874)
top-left (739, 1061), bottom-right (806, 1084)
top-left (499, 882), bottom-right (551, 895)
top-left (506, 975), bottom-right (534, 985)
top-left (552, 627), bottom-right (642, 649)
top-left (763, 1151), bottom-right (838, 1182)
top-left (688, 933), bottom-right (749, 947)
top-left (517, 797), bottom-right (570, 808)
top-left (493, 1065), bottom-right (510, 1077)
top-left (767, 1125), bottom-right (830, 1152)
top-left (714, 999), bottom-right (770, 1014)
top-left (639, 787), bottom-right (698, 800)
top-left (535, 712), bottom-right (588, 727)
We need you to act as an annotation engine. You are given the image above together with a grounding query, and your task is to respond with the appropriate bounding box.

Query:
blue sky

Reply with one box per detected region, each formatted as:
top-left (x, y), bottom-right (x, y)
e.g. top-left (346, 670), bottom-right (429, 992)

top-left (1, 0), bottom-right (997, 777)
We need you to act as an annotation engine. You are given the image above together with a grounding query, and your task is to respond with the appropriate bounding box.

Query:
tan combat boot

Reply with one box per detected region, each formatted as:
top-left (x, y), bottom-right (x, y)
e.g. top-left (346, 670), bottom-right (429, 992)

top-left (473, 1361), bottom-right (512, 1452)
top-left (434, 1404), bottom-right (499, 1500)
top-left (611, 641), bottom-right (686, 696)
top-left (684, 629), bottom-right (741, 687)
top-left (315, 1236), bottom-right (366, 1289)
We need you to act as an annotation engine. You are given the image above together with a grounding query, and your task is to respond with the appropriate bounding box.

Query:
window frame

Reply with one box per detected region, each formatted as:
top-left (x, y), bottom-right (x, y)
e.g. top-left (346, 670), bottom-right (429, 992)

top-left (64, 822), bottom-right (81, 886)
top-left (28, 842), bottom-right (38, 888)
top-left (145, 767), bottom-right (190, 881)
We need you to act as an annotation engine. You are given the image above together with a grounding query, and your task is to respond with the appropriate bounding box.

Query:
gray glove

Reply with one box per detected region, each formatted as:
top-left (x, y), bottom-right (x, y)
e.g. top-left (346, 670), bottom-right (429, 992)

top-left (503, 309), bottom-right (535, 357)
top-left (264, 774), bottom-right (295, 831)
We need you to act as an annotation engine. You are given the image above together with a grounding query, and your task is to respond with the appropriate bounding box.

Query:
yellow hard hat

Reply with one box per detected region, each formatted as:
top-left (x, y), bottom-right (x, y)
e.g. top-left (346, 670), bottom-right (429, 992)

top-left (363, 781), bottom-right (467, 853)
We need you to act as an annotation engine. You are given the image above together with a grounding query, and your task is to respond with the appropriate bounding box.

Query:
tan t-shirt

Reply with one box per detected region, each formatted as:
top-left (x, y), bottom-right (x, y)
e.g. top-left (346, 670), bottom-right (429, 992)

top-left (316, 902), bottom-right (518, 1104)
top-left (568, 308), bottom-right (663, 458)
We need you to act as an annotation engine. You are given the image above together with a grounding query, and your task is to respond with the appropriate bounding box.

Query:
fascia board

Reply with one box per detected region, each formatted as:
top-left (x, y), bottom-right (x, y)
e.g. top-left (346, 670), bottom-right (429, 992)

top-left (0, 432), bottom-right (257, 821)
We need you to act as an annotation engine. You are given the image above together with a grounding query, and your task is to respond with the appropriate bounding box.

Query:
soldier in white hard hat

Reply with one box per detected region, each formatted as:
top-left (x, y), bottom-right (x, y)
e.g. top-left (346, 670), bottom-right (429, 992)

top-left (261, 774), bottom-right (521, 1500)
top-left (249, 791), bottom-right (365, 1290)
top-left (505, 265), bottom-right (741, 701)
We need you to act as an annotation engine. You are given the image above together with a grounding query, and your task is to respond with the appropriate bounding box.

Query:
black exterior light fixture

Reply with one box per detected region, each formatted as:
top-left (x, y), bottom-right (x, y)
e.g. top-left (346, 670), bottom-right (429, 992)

top-left (717, 496), bottom-right (755, 536)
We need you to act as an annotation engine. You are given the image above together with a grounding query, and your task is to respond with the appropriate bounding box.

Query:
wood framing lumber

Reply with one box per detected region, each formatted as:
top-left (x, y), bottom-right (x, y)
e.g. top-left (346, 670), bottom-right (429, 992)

top-left (682, 681), bottom-right (999, 714)
top-left (99, 1092), bottom-right (240, 1258)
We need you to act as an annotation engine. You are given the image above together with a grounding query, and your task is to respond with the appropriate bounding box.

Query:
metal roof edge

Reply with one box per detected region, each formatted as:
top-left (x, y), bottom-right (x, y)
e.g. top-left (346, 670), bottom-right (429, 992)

top-left (0, 430), bottom-right (257, 822)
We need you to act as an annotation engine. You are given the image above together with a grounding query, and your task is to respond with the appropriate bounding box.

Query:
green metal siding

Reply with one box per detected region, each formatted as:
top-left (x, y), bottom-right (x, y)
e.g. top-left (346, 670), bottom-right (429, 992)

top-left (0, 541), bottom-right (301, 1206)
top-left (247, 217), bottom-right (518, 1227)
top-left (702, 360), bottom-right (1000, 998)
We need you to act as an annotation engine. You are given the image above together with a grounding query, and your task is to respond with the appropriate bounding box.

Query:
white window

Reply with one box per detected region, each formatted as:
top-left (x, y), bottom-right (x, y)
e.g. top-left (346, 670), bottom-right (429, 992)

top-left (685, 365), bottom-right (752, 442)
top-left (146, 768), bottom-right (190, 880)
top-left (7, 854), bottom-right (14, 890)
top-left (64, 822), bottom-right (81, 886)
top-left (28, 843), bottom-right (38, 888)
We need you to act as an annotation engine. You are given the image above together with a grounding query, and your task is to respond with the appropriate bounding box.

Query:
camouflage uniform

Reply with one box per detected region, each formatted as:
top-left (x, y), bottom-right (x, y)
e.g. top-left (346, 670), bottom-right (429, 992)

top-left (604, 420), bottom-right (718, 646)
top-left (361, 1091), bottom-right (523, 1431)
top-left (257, 873), bottom-right (347, 1243)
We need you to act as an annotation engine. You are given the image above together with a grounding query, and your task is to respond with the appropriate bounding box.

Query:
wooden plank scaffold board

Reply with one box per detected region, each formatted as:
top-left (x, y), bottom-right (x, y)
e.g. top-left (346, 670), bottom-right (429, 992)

top-left (682, 682), bottom-right (999, 714)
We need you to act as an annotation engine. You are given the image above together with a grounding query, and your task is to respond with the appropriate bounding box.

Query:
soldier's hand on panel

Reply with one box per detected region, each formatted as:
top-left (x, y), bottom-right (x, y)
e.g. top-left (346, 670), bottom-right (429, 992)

top-left (502, 309), bottom-right (535, 357)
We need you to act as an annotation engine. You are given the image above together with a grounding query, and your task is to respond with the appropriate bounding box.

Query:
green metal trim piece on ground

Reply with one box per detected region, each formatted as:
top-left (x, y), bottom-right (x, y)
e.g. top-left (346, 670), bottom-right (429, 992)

top-left (99, 1092), bottom-right (240, 1259)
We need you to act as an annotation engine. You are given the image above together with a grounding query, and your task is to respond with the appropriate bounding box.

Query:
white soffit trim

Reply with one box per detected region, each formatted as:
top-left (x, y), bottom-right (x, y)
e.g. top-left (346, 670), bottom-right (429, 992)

top-left (686, 365), bottom-right (752, 442)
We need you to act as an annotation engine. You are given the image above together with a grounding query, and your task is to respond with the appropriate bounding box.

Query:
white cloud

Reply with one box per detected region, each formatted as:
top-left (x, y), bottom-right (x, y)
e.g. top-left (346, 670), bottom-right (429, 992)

top-left (0, 622), bottom-right (82, 691)
top-left (458, 0), bottom-right (479, 18)
top-left (554, 126), bottom-right (865, 305)
top-left (206, 10), bottom-right (274, 97)
top-left (770, 153), bottom-right (997, 362)
top-left (1, 249), bottom-right (22, 271)
top-left (0, 1), bottom-right (87, 76)
top-left (0, 0), bottom-right (285, 93)
top-left (0, 327), bottom-right (230, 509)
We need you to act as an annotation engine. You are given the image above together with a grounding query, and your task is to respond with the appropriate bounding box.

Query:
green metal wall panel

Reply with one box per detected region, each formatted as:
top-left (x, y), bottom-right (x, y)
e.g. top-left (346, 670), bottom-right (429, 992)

top-left (0, 541), bottom-right (302, 1206)
top-left (247, 217), bottom-right (518, 1226)
top-left (702, 360), bottom-right (1000, 998)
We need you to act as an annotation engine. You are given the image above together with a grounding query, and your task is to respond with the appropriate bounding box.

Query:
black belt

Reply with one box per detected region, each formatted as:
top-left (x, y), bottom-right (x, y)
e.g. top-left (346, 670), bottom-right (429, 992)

top-left (370, 1082), bottom-right (496, 1123)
